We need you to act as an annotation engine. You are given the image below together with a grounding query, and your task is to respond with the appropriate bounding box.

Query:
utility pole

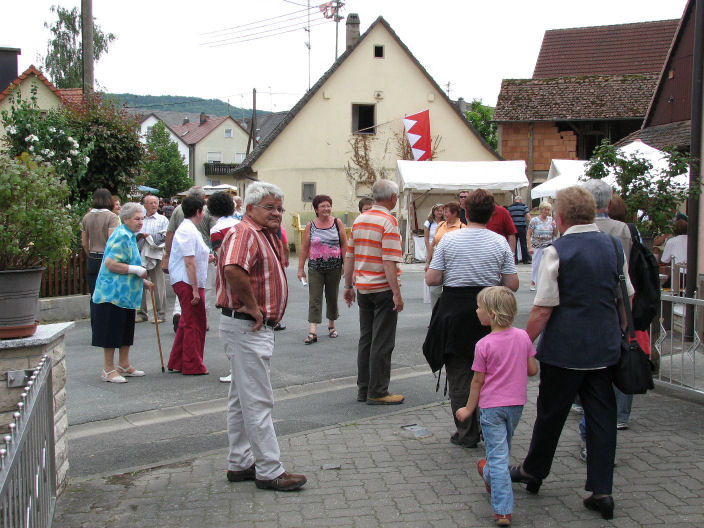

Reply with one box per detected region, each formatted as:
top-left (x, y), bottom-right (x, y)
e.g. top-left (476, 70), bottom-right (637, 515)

top-left (246, 88), bottom-right (257, 155)
top-left (81, 0), bottom-right (94, 93)
top-left (305, 1), bottom-right (311, 90)
top-left (321, 1), bottom-right (345, 59)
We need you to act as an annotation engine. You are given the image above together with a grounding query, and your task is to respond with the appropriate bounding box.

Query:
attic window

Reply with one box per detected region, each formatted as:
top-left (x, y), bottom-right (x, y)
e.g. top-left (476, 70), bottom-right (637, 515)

top-left (224, 128), bottom-right (233, 138)
top-left (352, 104), bottom-right (375, 135)
top-left (374, 45), bottom-right (384, 58)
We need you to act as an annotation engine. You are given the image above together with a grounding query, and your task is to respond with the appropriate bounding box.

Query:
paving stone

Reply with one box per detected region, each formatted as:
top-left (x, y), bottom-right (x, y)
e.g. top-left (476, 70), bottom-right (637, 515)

top-left (53, 384), bottom-right (704, 527)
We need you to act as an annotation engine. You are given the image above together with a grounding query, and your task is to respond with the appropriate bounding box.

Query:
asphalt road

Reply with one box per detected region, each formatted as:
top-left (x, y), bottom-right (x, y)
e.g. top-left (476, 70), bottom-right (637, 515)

top-left (63, 261), bottom-right (535, 477)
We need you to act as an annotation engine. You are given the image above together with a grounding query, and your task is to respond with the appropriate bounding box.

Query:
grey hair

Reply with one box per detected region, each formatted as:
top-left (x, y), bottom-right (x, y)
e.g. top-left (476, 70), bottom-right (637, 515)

top-left (120, 202), bottom-right (144, 221)
top-left (372, 179), bottom-right (399, 202)
top-left (581, 179), bottom-right (613, 210)
top-left (244, 182), bottom-right (284, 207)
top-left (187, 186), bottom-right (205, 199)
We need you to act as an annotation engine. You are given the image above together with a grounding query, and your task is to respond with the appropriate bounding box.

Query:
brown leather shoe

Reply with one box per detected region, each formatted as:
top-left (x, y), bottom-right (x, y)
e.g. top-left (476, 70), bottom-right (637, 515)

top-left (226, 464), bottom-right (255, 482)
top-left (367, 393), bottom-right (404, 405)
top-left (255, 471), bottom-right (307, 491)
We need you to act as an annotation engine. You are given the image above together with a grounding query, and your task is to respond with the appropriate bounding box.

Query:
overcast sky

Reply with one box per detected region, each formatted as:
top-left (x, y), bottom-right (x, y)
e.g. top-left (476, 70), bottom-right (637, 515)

top-left (2, 0), bottom-right (689, 112)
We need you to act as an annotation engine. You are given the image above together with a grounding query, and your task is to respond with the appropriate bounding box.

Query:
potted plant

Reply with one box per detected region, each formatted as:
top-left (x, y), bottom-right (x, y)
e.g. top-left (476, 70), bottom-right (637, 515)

top-left (0, 152), bottom-right (74, 338)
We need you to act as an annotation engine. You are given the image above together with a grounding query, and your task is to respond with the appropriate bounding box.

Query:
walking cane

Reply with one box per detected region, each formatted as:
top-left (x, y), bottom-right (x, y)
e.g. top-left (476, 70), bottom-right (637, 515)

top-left (150, 287), bottom-right (166, 372)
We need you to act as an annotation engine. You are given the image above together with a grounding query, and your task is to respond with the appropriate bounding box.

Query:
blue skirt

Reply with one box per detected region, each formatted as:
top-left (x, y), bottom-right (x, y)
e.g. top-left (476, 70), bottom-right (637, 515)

top-left (91, 302), bottom-right (136, 349)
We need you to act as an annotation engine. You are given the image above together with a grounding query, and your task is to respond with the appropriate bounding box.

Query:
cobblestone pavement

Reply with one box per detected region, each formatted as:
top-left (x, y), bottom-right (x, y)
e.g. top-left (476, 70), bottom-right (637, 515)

top-left (54, 381), bottom-right (704, 527)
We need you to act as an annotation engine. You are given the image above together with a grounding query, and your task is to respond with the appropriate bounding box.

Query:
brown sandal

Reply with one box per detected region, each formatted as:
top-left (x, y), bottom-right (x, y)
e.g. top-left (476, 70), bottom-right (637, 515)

top-left (304, 332), bottom-right (317, 344)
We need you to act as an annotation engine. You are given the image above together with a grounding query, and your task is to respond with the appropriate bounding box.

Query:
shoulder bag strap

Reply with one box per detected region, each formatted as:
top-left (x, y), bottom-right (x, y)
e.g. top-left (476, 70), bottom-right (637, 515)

top-left (609, 235), bottom-right (636, 339)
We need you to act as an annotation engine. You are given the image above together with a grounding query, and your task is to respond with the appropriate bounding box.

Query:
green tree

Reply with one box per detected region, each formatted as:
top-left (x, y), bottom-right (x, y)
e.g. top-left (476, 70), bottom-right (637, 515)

top-left (63, 92), bottom-right (144, 200)
top-left (464, 98), bottom-right (497, 151)
top-left (42, 5), bottom-right (116, 89)
top-left (143, 121), bottom-right (191, 198)
top-left (586, 140), bottom-right (698, 237)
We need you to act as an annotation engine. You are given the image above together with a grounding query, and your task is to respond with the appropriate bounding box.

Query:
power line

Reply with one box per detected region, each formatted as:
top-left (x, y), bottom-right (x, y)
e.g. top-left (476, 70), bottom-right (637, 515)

top-left (205, 19), bottom-right (332, 47)
top-left (202, 10), bottom-right (318, 40)
top-left (201, 14), bottom-right (327, 46)
top-left (200, 6), bottom-right (316, 36)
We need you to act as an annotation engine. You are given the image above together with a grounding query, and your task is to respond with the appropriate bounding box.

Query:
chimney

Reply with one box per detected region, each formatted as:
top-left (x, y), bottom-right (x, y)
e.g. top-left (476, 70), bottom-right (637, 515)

top-left (346, 14), bottom-right (360, 50)
top-left (0, 47), bottom-right (21, 93)
top-left (183, 116), bottom-right (189, 125)
top-left (199, 112), bottom-right (207, 125)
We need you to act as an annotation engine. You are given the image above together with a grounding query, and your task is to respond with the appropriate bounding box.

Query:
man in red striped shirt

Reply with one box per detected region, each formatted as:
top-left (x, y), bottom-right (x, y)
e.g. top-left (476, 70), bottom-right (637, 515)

top-left (216, 181), bottom-right (306, 492)
top-left (343, 179), bottom-right (405, 405)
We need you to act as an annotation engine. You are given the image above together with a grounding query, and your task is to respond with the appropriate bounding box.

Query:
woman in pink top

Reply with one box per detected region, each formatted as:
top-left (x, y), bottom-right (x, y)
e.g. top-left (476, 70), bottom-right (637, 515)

top-left (456, 286), bottom-right (538, 527)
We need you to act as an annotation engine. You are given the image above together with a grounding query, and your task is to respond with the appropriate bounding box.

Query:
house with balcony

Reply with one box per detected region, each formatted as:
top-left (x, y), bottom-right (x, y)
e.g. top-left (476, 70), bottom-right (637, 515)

top-left (493, 19), bottom-right (679, 195)
top-left (169, 113), bottom-right (250, 189)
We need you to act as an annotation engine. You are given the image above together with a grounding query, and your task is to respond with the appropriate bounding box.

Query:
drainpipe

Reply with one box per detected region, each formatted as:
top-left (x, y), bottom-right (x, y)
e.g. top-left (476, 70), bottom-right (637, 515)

top-left (685, 0), bottom-right (703, 335)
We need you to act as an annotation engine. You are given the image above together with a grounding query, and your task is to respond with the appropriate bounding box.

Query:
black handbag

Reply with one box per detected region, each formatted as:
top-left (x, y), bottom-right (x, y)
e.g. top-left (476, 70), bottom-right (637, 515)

top-left (609, 236), bottom-right (655, 394)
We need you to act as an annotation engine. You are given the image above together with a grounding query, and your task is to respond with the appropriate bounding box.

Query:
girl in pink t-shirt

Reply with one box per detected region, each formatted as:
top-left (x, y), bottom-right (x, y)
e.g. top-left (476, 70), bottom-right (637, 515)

top-left (456, 286), bottom-right (538, 527)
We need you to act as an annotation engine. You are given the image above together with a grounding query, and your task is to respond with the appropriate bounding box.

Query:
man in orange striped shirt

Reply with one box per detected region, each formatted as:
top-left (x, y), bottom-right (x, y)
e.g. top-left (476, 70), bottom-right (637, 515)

top-left (343, 179), bottom-right (405, 405)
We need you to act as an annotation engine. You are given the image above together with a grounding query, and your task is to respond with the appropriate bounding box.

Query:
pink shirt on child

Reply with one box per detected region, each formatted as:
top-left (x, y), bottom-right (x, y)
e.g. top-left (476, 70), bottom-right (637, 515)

top-left (472, 326), bottom-right (536, 409)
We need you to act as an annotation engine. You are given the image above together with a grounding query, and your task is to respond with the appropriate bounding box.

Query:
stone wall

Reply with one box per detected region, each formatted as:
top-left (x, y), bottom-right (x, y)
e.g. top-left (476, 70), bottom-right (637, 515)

top-left (0, 323), bottom-right (72, 495)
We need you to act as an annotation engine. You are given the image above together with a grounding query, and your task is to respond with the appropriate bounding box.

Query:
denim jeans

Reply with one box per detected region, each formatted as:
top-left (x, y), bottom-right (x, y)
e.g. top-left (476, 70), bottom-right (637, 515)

top-left (579, 384), bottom-right (633, 441)
top-left (613, 385), bottom-right (633, 423)
top-left (479, 405), bottom-right (524, 515)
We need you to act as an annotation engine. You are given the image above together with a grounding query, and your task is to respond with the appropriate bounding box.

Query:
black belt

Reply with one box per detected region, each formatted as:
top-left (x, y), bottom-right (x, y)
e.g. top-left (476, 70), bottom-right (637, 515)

top-left (89, 252), bottom-right (104, 257)
top-left (221, 308), bottom-right (277, 327)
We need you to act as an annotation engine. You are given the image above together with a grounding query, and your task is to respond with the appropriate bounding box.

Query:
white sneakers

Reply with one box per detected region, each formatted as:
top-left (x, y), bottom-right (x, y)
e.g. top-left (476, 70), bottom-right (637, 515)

top-left (529, 283), bottom-right (537, 291)
top-left (219, 374), bottom-right (232, 383)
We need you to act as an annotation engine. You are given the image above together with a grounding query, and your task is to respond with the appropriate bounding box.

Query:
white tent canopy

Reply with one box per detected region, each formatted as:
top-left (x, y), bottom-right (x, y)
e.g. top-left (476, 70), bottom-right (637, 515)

top-left (530, 140), bottom-right (690, 200)
top-left (397, 160), bottom-right (529, 192)
top-left (397, 160), bottom-right (529, 258)
top-left (531, 160), bottom-right (588, 200)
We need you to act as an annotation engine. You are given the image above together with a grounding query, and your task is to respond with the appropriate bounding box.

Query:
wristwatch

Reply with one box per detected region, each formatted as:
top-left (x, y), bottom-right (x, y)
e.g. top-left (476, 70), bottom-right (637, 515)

top-left (344, 285), bottom-right (354, 289)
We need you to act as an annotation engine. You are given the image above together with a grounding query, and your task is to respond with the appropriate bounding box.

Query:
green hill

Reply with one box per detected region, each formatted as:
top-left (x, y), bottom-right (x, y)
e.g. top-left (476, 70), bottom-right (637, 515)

top-left (105, 93), bottom-right (269, 119)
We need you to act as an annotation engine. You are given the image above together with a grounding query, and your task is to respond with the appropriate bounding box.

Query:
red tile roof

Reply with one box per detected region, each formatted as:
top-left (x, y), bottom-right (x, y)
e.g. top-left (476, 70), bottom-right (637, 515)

top-left (0, 65), bottom-right (68, 105)
top-left (170, 115), bottom-right (229, 145)
top-left (494, 74), bottom-right (658, 122)
top-left (533, 20), bottom-right (679, 78)
top-left (57, 88), bottom-right (84, 106)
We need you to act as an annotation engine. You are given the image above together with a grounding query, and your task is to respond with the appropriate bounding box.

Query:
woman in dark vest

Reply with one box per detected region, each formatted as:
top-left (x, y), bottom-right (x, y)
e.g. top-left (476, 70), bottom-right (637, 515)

top-left (513, 186), bottom-right (633, 520)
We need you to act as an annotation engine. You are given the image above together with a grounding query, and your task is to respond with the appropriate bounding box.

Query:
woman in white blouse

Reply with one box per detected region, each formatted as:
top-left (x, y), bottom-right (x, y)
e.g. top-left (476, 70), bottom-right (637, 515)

top-left (167, 196), bottom-right (215, 375)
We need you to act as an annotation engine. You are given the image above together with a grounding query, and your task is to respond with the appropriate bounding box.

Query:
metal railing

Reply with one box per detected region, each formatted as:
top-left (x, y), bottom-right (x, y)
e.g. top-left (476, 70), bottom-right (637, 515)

top-left (0, 356), bottom-right (56, 527)
top-left (204, 162), bottom-right (239, 176)
top-left (653, 293), bottom-right (704, 395)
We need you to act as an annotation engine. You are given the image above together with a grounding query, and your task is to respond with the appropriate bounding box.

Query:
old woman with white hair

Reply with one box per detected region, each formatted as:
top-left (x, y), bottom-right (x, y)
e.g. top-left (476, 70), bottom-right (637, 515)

top-left (92, 202), bottom-right (153, 383)
top-left (527, 201), bottom-right (558, 291)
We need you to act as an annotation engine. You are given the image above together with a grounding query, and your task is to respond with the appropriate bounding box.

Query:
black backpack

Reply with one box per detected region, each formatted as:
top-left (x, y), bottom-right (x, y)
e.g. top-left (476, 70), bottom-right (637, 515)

top-left (626, 223), bottom-right (661, 331)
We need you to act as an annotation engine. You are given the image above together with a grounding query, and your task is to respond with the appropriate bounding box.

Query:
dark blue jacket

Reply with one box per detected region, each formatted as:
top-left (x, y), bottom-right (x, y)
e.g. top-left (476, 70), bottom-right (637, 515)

top-left (537, 230), bottom-right (622, 369)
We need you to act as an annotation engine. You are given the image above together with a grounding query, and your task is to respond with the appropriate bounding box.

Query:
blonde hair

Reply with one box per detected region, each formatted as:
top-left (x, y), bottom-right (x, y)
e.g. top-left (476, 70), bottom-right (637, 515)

top-left (477, 286), bottom-right (517, 328)
top-left (427, 203), bottom-right (444, 223)
top-left (539, 201), bottom-right (552, 212)
top-left (555, 186), bottom-right (595, 226)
